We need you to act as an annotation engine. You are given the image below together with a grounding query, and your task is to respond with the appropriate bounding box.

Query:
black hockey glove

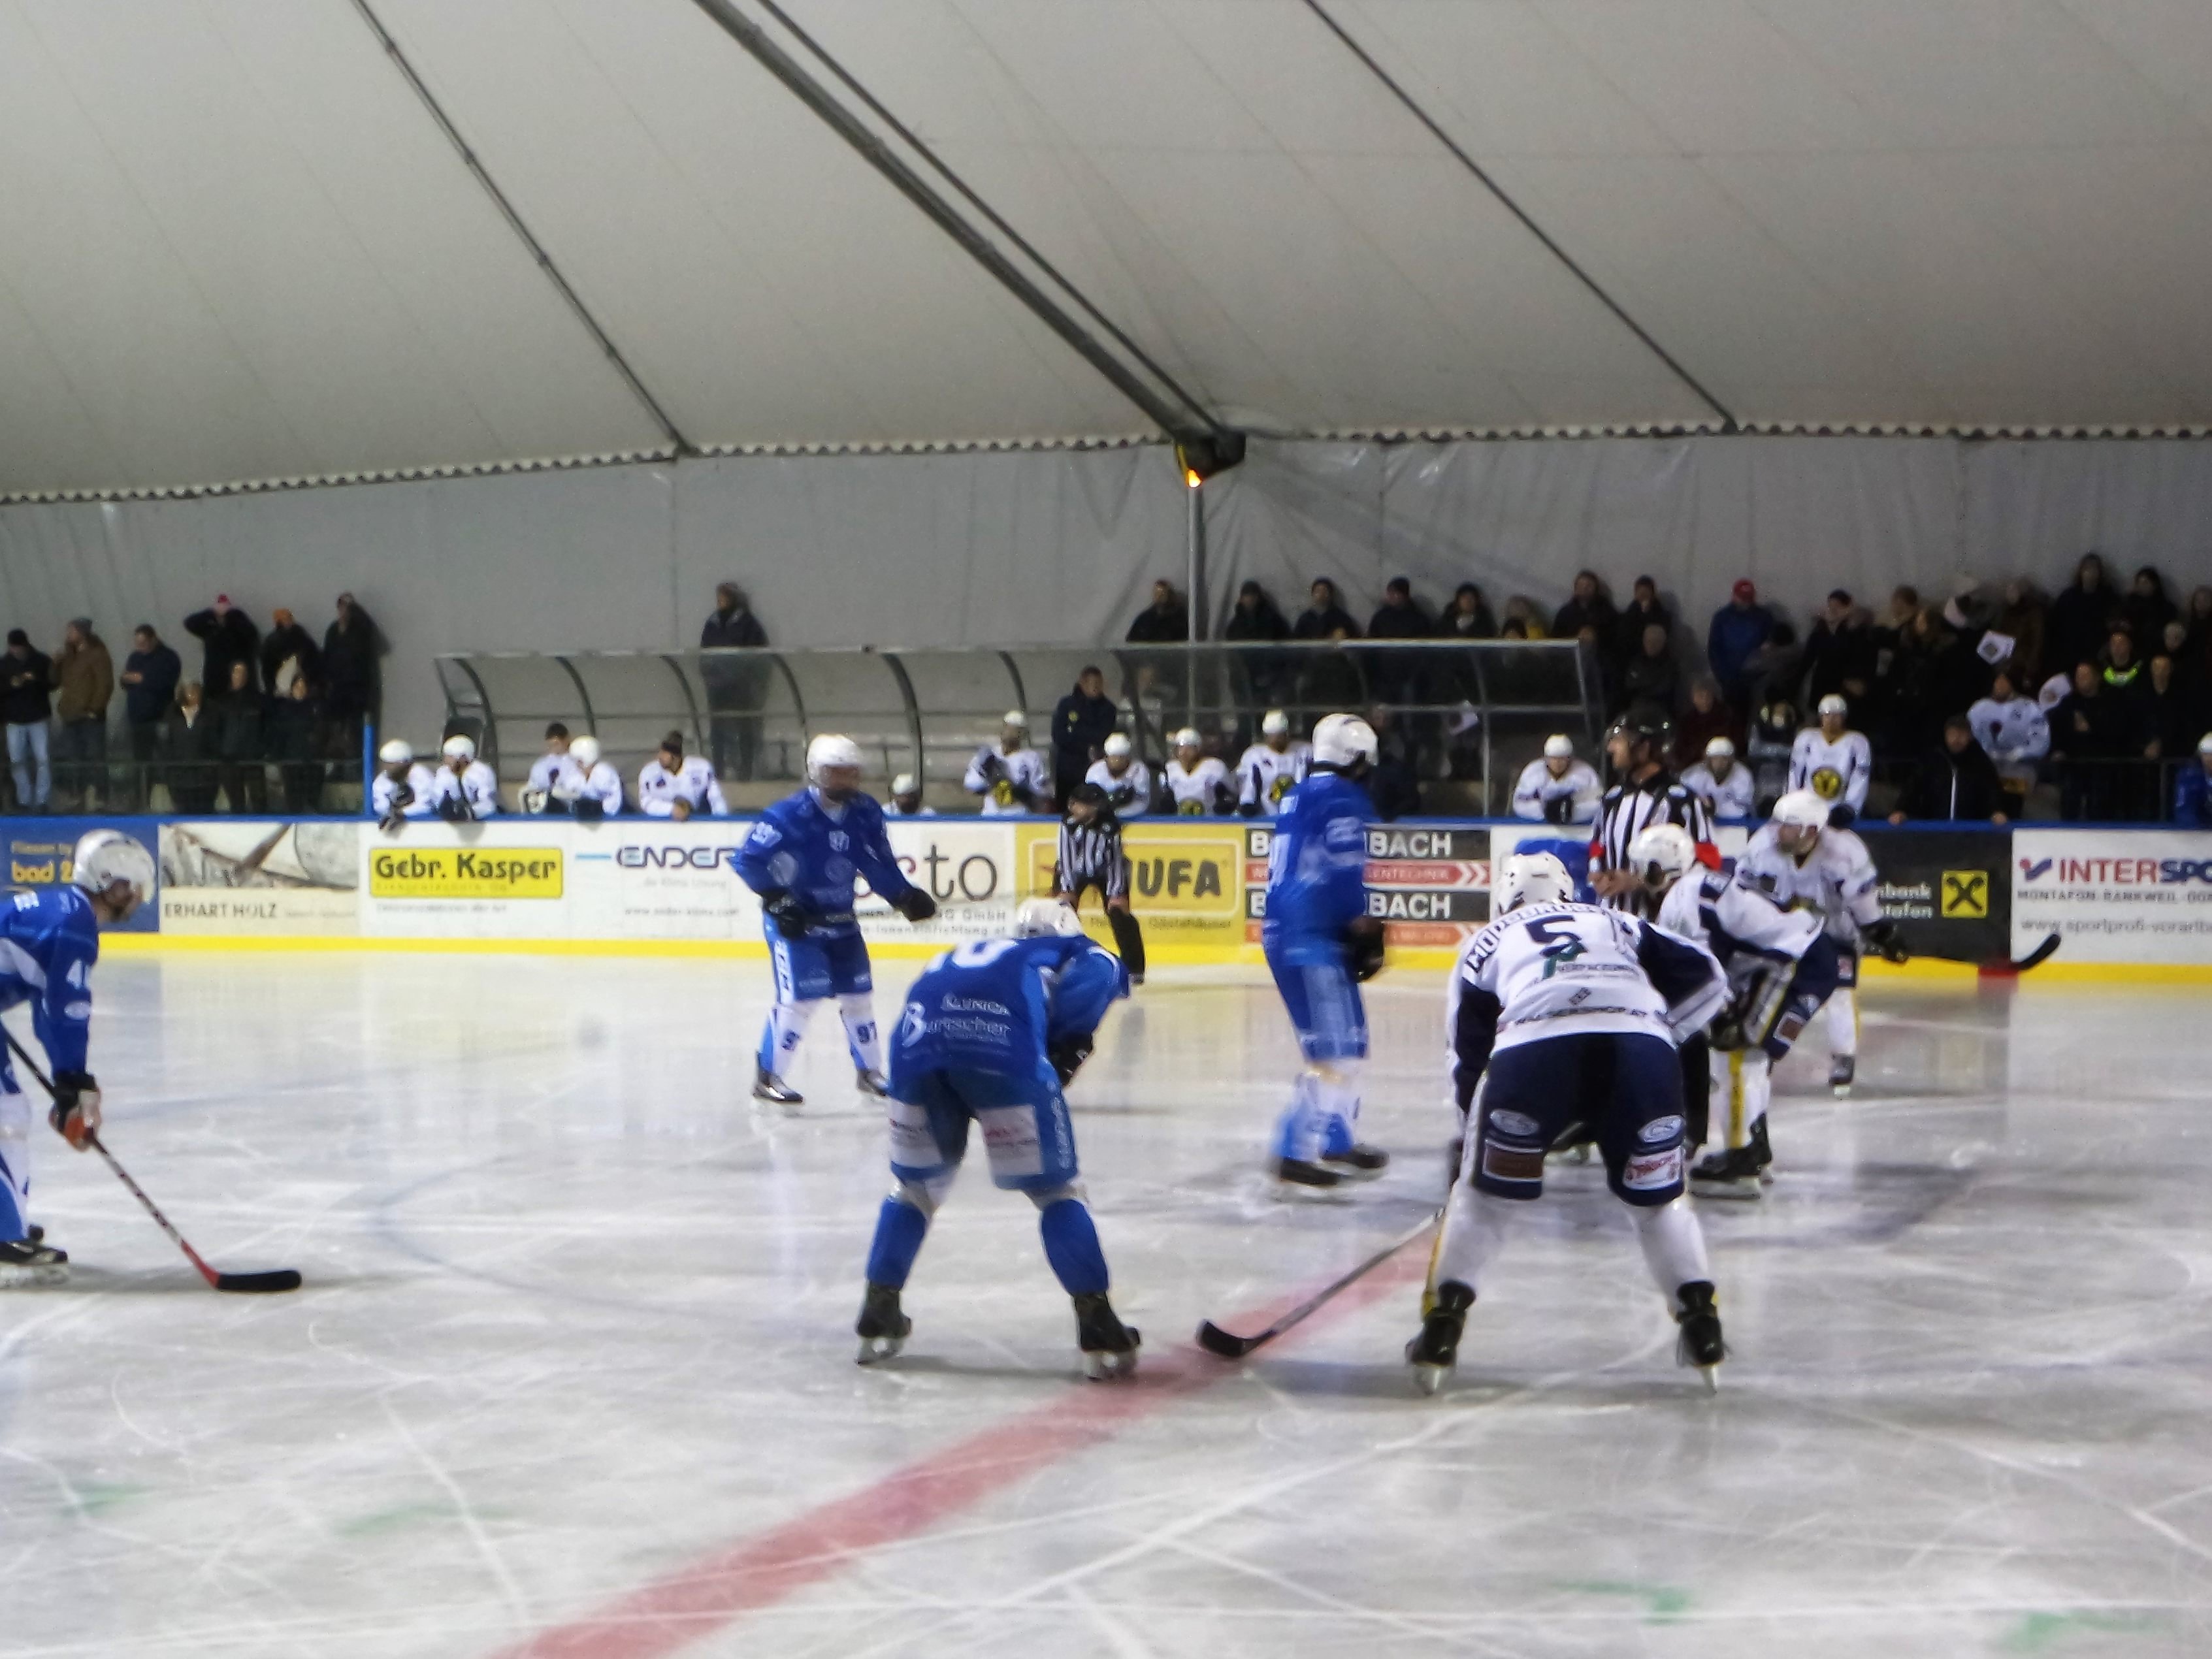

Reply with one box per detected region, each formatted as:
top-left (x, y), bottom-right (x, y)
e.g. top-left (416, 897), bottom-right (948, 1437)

top-left (1342, 917), bottom-right (1387, 982)
top-left (1544, 793), bottom-right (1575, 826)
top-left (893, 888), bottom-right (937, 924)
top-left (573, 797), bottom-right (604, 824)
top-left (980, 753), bottom-right (1005, 783)
top-left (760, 888), bottom-right (817, 941)
top-left (1048, 1033), bottom-right (1094, 1088)
top-left (1237, 799), bottom-right (1260, 819)
top-left (1863, 918), bottom-right (1909, 964)
top-left (49, 1070), bottom-right (100, 1151)
top-left (436, 792), bottom-right (472, 824)
top-left (1827, 802), bottom-right (1857, 830)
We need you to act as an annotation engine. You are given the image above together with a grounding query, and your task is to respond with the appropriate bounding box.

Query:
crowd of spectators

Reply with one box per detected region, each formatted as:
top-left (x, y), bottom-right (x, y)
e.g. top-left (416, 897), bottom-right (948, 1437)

top-left (0, 592), bottom-right (385, 815)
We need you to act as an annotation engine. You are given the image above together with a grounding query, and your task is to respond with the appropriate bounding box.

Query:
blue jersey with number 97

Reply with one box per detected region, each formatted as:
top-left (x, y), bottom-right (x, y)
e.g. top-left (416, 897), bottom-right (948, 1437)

top-left (1261, 769), bottom-right (1371, 966)
top-left (890, 934), bottom-right (1129, 1082)
top-left (0, 886), bottom-right (99, 1075)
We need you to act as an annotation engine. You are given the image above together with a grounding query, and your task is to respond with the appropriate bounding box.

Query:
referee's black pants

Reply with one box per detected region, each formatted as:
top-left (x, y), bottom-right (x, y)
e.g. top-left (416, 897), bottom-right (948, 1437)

top-left (1065, 881), bottom-right (1146, 978)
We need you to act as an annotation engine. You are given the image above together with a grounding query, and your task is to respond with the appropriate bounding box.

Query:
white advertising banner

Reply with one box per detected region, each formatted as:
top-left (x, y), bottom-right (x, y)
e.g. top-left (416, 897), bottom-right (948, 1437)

top-left (160, 820), bottom-right (361, 935)
top-left (2011, 830), bottom-right (2212, 963)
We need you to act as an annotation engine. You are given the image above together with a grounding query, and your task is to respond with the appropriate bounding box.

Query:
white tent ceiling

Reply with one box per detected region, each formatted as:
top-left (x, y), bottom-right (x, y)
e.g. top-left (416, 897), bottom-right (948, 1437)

top-left (4, 0), bottom-right (2211, 498)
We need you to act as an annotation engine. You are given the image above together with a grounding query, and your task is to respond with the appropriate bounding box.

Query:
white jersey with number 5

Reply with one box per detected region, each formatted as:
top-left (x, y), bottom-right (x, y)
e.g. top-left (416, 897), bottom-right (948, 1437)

top-left (1452, 901), bottom-right (1727, 1055)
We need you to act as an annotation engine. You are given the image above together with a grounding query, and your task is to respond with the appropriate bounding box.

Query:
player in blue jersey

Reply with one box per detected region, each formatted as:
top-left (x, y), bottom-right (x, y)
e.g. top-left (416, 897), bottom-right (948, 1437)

top-left (854, 898), bottom-right (1138, 1377)
top-left (1261, 712), bottom-right (1389, 1189)
top-left (732, 735), bottom-right (938, 1108)
top-left (1, 830), bottom-right (156, 1283)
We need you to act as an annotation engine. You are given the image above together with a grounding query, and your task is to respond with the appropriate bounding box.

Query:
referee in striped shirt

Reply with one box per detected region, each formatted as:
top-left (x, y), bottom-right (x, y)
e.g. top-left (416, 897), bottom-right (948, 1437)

top-left (1056, 782), bottom-right (1146, 984)
top-left (1588, 705), bottom-right (1717, 918)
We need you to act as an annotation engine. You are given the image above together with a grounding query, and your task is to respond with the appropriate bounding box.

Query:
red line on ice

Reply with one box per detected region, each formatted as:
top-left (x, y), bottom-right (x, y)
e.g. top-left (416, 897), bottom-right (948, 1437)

top-left (491, 1249), bottom-right (1424, 1659)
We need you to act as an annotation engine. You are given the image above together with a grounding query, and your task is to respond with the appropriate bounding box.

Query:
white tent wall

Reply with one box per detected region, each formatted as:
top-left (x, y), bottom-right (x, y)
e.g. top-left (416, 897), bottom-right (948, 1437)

top-left (0, 436), bottom-right (2207, 758)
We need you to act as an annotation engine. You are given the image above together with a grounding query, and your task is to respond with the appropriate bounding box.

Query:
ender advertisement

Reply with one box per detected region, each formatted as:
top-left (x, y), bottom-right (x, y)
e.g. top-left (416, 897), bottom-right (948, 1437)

top-left (2011, 830), bottom-right (2212, 964)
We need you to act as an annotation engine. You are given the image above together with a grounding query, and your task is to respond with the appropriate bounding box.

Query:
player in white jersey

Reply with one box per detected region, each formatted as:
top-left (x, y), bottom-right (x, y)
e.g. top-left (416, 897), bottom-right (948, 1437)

top-left (550, 735), bottom-right (623, 820)
top-left (425, 735), bottom-right (501, 819)
top-left (1162, 728), bottom-right (1232, 816)
top-left (884, 773), bottom-right (935, 818)
top-left (1735, 789), bottom-right (1905, 1094)
top-left (1510, 733), bottom-right (1601, 824)
top-left (1789, 695), bottom-right (1872, 820)
top-left (524, 724), bottom-right (572, 806)
top-left (637, 731), bottom-right (728, 820)
top-left (1682, 737), bottom-right (1756, 822)
top-left (964, 712), bottom-right (1050, 816)
top-left (1630, 824), bottom-right (1842, 1195)
top-left (370, 739), bottom-right (436, 830)
top-left (1414, 854), bottom-right (1731, 1394)
top-left (1084, 732), bottom-right (1152, 818)
top-left (1235, 709), bottom-right (1310, 818)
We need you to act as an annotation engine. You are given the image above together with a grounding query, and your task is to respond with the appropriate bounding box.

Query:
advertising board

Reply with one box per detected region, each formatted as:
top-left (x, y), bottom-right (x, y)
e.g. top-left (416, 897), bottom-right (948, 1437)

top-left (2011, 830), bottom-right (2212, 964)
top-left (159, 820), bottom-right (359, 935)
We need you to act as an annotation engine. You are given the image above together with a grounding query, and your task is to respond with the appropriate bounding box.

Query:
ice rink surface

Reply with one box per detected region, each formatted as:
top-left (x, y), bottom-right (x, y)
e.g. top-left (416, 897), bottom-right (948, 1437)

top-left (3, 950), bottom-right (2210, 1658)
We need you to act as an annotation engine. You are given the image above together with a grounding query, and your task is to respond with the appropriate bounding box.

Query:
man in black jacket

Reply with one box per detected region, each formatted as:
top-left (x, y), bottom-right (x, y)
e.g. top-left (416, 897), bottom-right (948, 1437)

top-left (120, 624), bottom-right (182, 808)
top-left (1889, 717), bottom-right (2008, 824)
top-left (321, 592), bottom-right (384, 758)
top-left (184, 596), bottom-right (260, 696)
top-left (2051, 660), bottom-right (2147, 822)
top-left (1052, 666), bottom-right (1119, 802)
top-left (700, 583), bottom-right (770, 780)
top-left (2, 630), bottom-right (52, 811)
top-left (1125, 580), bottom-right (1189, 644)
top-left (1292, 578), bottom-right (1359, 641)
top-left (259, 607), bottom-right (321, 695)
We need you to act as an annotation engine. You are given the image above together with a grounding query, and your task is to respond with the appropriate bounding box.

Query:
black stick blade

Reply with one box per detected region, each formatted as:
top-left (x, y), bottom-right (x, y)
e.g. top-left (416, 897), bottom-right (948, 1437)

top-left (1195, 1319), bottom-right (1262, 1359)
top-left (215, 1269), bottom-right (302, 1294)
top-left (2011, 933), bottom-right (2060, 973)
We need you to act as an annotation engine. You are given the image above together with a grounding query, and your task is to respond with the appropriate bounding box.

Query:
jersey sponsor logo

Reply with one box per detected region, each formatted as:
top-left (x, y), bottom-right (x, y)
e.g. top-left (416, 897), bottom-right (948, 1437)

top-left (615, 844), bottom-right (741, 871)
top-left (369, 848), bottom-right (563, 899)
top-left (1638, 1115), bottom-right (1684, 1145)
top-left (1487, 1108), bottom-right (1539, 1137)
top-left (1480, 1139), bottom-right (1546, 1183)
top-left (828, 831), bottom-right (850, 852)
top-left (939, 994), bottom-right (1010, 1016)
top-left (746, 822), bottom-right (781, 848)
top-left (1621, 1146), bottom-right (1683, 1189)
top-left (1940, 870), bottom-right (1989, 918)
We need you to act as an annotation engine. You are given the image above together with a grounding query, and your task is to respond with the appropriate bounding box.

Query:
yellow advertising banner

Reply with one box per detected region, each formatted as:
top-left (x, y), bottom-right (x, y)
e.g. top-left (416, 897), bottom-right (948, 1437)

top-left (1016, 822), bottom-right (1246, 949)
top-left (368, 846), bottom-right (564, 900)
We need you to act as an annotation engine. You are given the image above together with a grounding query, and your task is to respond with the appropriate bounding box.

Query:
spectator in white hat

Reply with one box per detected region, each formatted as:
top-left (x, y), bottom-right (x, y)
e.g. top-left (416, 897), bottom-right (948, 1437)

top-left (884, 773), bottom-right (934, 818)
top-left (964, 712), bottom-right (1048, 816)
top-left (1510, 733), bottom-right (1601, 824)
top-left (1084, 732), bottom-right (1152, 817)
top-left (1682, 736), bottom-right (1755, 822)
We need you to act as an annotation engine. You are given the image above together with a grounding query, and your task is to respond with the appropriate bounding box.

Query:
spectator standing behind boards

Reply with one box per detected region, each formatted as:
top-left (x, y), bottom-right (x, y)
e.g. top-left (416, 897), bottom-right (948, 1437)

top-left (268, 676), bottom-right (325, 813)
top-left (2142, 654), bottom-right (2198, 762)
top-left (1050, 667), bottom-right (1118, 801)
top-left (259, 608), bottom-right (321, 697)
top-left (1224, 580), bottom-right (1293, 715)
top-left (1746, 698), bottom-right (1797, 815)
top-left (884, 773), bottom-right (935, 818)
top-left (1992, 579), bottom-right (2048, 688)
top-left (965, 712), bottom-right (1049, 816)
top-left (1706, 580), bottom-right (1774, 711)
top-left (1790, 694), bottom-right (1872, 822)
top-left (1510, 733), bottom-right (1600, 825)
top-left (1890, 716), bottom-right (2009, 825)
top-left (1292, 578), bottom-right (1359, 641)
top-left (1365, 576), bottom-right (1430, 703)
top-left (1552, 571), bottom-right (1617, 653)
top-left (185, 596), bottom-right (260, 697)
top-left (2123, 565), bottom-right (2176, 647)
top-left (2047, 555), bottom-right (2119, 683)
top-left (1364, 705), bottom-right (1423, 822)
top-left (1683, 737), bottom-right (1755, 822)
top-left (1617, 622), bottom-right (1680, 715)
top-left (1125, 579), bottom-right (1189, 644)
top-left (1968, 671), bottom-right (2049, 790)
top-left (638, 731), bottom-right (726, 820)
top-left (1444, 583), bottom-right (1498, 641)
top-left (1084, 732), bottom-right (1152, 818)
top-left (2175, 735), bottom-right (2212, 827)
top-left (2051, 661), bottom-right (2145, 822)
top-left (427, 734), bottom-right (500, 821)
top-left (52, 619), bottom-right (113, 810)
top-left (700, 583), bottom-right (769, 781)
top-left (1224, 580), bottom-right (1290, 643)
top-left (1802, 590), bottom-right (1875, 707)
top-left (211, 659), bottom-right (267, 813)
top-left (161, 683), bottom-right (221, 814)
top-left (120, 624), bottom-right (181, 807)
top-left (1743, 619), bottom-right (1804, 715)
top-left (1500, 596), bottom-right (1548, 638)
top-left (321, 592), bottom-right (385, 758)
top-left (1672, 680), bottom-right (1740, 770)
top-left (2, 630), bottom-right (53, 811)
top-left (1612, 577), bottom-right (1668, 672)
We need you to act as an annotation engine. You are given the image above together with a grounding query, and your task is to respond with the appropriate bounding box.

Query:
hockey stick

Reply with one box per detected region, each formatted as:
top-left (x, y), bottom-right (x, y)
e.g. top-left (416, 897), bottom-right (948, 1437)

top-left (1891, 932), bottom-right (2060, 974)
top-left (1, 1031), bottom-right (302, 1294)
top-left (1196, 1207), bottom-right (1441, 1359)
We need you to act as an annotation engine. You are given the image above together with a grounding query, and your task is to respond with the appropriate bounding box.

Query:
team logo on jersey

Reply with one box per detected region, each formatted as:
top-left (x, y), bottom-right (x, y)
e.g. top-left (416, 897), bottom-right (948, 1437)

top-left (1638, 1115), bottom-right (1684, 1145)
top-left (1941, 870), bottom-right (1989, 918)
top-left (1622, 1146), bottom-right (1683, 1189)
top-left (1488, 1109), bottom-right (1540, 1137)
top-left (1179, 798), bottom-right (1205, 816)
top-left (1269, 773), bottom-right (1294, 803)
top-left (897, 1001), bottom-right (928, 1047)
top-left (1810, 766), bottom-right (1845, 799)
top-left (828, 831), bottom-right (850, 852)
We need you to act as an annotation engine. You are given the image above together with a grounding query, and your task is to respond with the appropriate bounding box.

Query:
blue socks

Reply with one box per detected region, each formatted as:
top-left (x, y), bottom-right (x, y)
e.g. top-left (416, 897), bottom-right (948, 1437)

top-left (865, 1197), bottom-right (929, 1288)
top-left (1038, 1198), bottom-right (1109, 1297)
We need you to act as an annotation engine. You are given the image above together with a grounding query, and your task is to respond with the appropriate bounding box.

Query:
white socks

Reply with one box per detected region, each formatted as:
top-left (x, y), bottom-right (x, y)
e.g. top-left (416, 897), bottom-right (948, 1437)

top-left (1827, 986), bottom-right (1857, 1057)
top-left (1631, 1198), bottom-right (1710, 1308)
top-left (840, 993), bottom-right (884, 1075)
top-left (1433, 1178), bottom-right (1516, 1293)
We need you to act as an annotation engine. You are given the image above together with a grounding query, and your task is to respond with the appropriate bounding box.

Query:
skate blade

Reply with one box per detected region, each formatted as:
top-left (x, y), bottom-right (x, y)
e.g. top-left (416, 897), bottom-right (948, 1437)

top-left (1410, 1361), bottom-right (1450, 1397)
top-left (1320, 1161), bottom-right (1388, 1184)
top-left (1082, 1349), bottom-right (1138, 1381)
top-left (0, 1263), bottom-right (68, 1288)
top-left (854, 1334), bottom-right (905, 1366)
top-left (1698, 1365), bottom-right (1719, 1394)
top-left (1689, 1180), bottom-right (1762, 1202)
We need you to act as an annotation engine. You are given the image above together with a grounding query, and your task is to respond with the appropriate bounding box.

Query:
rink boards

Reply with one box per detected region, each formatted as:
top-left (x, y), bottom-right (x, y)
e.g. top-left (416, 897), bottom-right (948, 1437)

top-left (3, 811), bottom-right (2205, 978)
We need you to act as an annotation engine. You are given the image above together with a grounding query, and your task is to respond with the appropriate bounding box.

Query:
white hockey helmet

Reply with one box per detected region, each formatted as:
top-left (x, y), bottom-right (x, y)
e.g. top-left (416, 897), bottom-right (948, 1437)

top-left (1002, 709), bottom-right (1028, 730)
top-left (1014, 897), bottom-right (1084, 939)
top-left (1312, 713), bottom-right (1378, 768)
top-left (1627, 823), bottom-right (1697, 890)
top-left (569, 735), bottom-right (602, 769)
top-left (378, 738), bottom-right (413, 766)
top-left (1103, 732), bottom-right (1132, 760)
top-left (1543, 734), bottom-right (1574, 760)
top-left (1772, 788), bottom-right (1830, 831)
top-left (1495, 851), bottom-right (1574, 914)
top-left (1817, 694), bottom-right (1849, 718)
top-left (442, 733), bottom-right (476, 763)
top-left (891, 771), bottom-right (918, 796)
top-left (2199, 732), bottom-right (2212, 757)
top-left (1261, 708), bottom-right (1291, 738)
top-left (71, 829), bottom-right (154, 911)
top-left (806, 732), bottom-right (864, 783)
top-left (1171, 726), bottom-right (1201, 753)
top-left (1704, 736), bottom-right (1736, 760)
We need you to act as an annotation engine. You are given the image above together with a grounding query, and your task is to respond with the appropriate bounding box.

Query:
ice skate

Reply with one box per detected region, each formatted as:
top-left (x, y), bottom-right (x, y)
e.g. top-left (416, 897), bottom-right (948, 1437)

top-left (0, 1235), bottom-right (69, 1287)
top-left (854, 1282), bottom-right (910, 1364)
top-left (752, 1065), bottom-right (804, 1108)
top-left (1674, 1280), bottom-right (1725, 1391)
top-left (854, 1068), bottom-right (888, 1099)
top-left (1691, 1119), bottom-right (1770, 1199)
top-left (1073, 1292), bottom-right (1140, 1380)
top-left (1829, 1054), bottom-right (1855, 1096)
top-left (1273, 1157), bottom-right (1344, 1191)
top-left (1405, 1280), bottom-right (1473, 1396)
top-left (1322, 1144), bottom-right (1390, 1180)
